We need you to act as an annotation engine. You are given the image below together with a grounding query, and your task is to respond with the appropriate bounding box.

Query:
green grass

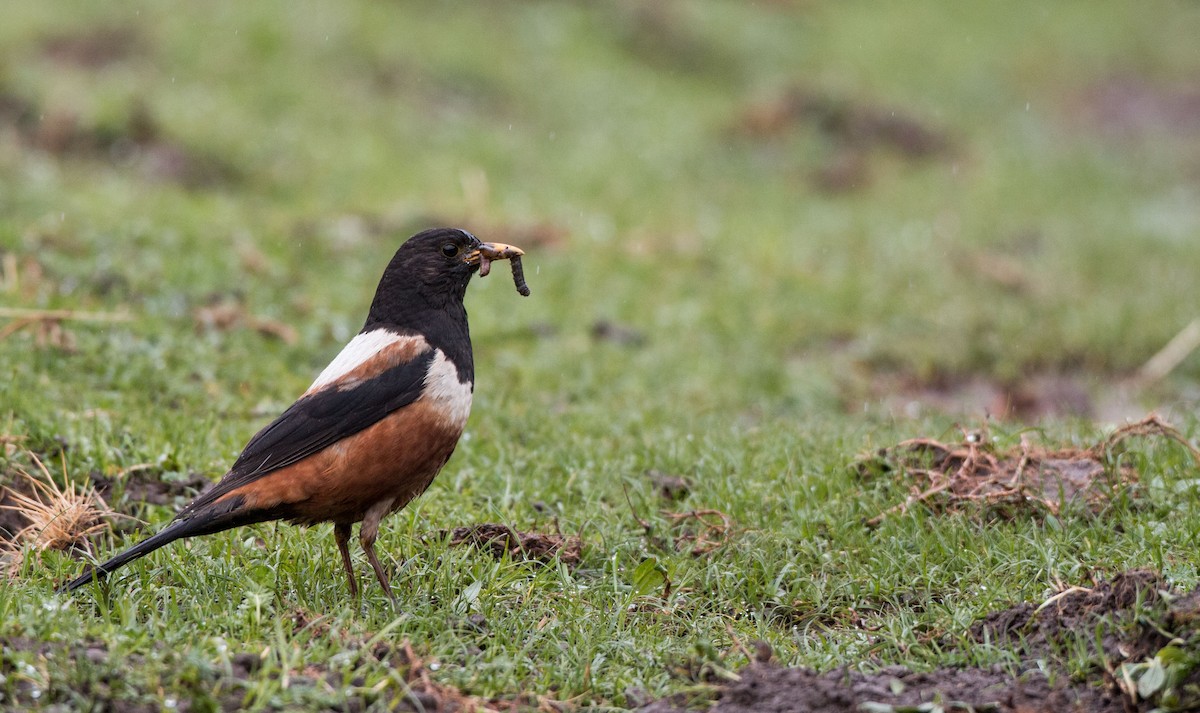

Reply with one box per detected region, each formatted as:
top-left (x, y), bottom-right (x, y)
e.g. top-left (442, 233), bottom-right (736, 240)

top-left (2, 0), bottom-right (1200, 709)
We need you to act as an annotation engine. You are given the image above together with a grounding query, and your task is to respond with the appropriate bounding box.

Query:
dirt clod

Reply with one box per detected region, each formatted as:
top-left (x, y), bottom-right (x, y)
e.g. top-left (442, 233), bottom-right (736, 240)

top-left (735, 86), bottom-right (952, 193)
top-left (591, 319), bottom-right (647, 347)
top-left (643, 663), bottom-right (1125, 713)
top-left (440, 523), bottom-right (583, 566)
top-left (969, 570), bottom-right (1168, 664)
top-left (0, 486), bottom-right (31, 543)
top-left (0, 633), bottom-right (539, 712)
top-left (737, 88), bottom-right (952, 158)
top-left (643, 570), bottom-right (1200, 713)
top-left (40, 26), bottom-right (143, 68)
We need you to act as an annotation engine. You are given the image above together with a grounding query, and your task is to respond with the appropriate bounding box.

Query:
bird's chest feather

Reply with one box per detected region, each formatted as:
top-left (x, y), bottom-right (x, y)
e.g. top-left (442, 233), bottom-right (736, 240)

top-left (418, 349), bottom-right (473, 433)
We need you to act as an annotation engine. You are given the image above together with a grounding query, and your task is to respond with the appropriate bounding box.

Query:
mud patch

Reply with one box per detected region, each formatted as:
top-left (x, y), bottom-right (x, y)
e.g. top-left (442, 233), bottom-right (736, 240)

top-left (1075, 75), bottom-right (1200, 139)
top-left (0, 446), bottom-right (36, 542)
top-left (643, 571), bottom-right (1200, 713)
top-left (592, 319), bottom-right (647, 347)
top-left (89, 468), bottom-right (210, 511)
top-left (0, 90), bottom-right (239, 188)
top-left (852, 369), bottom-right (1097, 421)
top-left (0, 633), bottom-right (540, 712)
top-left (437, 523), bottom-right (583, 567)
top-left (969, 570), bottom-right (1169, 664)
top-left (860, 415), bottom-right (1198, 525)
top-left (642, 662), bottom-right (1119, 713)
top-left (734, 86), bottom-right (952, 193)
top-left (40, 26), bottom-right (144, 68)
top-left (736, 87), bottom-right (952, 157)
top-left (611, 2), bottom-right (738, 80)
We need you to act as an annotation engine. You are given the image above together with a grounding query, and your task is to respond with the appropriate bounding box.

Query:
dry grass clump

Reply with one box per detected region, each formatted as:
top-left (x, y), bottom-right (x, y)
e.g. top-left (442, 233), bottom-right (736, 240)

top-left (0, 452), bottom-right (117, 576)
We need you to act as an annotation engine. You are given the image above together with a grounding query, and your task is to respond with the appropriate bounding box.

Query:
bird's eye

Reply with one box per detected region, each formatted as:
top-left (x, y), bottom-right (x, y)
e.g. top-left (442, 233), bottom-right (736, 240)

top-left (441, 243), bottom-right (459, 258)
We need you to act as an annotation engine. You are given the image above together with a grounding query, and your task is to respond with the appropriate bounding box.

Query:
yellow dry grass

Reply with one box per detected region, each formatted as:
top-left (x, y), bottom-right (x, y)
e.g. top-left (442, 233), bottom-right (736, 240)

top-left (0, 452), bottom-right (117, 577)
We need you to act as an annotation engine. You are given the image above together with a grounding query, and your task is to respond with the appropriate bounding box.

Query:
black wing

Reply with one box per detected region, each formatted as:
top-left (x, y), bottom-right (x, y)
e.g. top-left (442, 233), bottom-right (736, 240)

top-left (177, 349), bottom-right (437, 519)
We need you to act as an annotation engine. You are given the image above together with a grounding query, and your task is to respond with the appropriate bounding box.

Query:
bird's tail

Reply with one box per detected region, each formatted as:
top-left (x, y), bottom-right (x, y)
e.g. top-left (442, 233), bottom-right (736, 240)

top-left (58, 495), bottom-right (282, 594)
top-left (58, 518), bottom-right (196, 593)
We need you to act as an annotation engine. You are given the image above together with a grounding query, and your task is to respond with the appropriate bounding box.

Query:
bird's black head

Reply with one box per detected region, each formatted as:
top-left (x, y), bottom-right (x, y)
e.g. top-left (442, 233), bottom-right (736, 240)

top-left (363, 227), bottom-right (523, 334)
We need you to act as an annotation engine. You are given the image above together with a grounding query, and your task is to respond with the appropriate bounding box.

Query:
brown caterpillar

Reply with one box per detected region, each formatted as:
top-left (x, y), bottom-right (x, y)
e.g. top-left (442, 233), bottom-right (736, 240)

top-left (510, 255), bottom-right (530, 296)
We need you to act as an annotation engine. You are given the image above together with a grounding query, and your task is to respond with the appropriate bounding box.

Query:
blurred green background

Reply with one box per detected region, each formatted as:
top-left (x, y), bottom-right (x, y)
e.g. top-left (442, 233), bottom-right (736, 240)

top-left (4, 1), bottom-right (1200, 406)
top-left (2, 0), bottom-right (1200, 709)
top-left (2, 1), bottom-right (1198, 425)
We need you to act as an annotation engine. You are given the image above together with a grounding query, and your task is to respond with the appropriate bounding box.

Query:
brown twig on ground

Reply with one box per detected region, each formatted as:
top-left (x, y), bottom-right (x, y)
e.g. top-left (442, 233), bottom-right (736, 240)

top-left (663, 509), bottom-right (736, 556)
top-left (0, 307), bottom-right (133, 323)
top-left (1099, 413), bottom-right (1200, 462)
top-left (0, 307), bottom-right (132, 348)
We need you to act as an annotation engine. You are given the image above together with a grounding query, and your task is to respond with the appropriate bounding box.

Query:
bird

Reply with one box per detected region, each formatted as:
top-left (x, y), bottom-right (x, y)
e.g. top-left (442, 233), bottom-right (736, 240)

top-left (60, 227), bottom-right (527, 599)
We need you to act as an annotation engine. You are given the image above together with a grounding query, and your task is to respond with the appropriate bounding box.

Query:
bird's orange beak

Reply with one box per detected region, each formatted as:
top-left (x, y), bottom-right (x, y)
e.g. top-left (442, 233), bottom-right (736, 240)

top-left (468, 242), bottom-right (525, 277)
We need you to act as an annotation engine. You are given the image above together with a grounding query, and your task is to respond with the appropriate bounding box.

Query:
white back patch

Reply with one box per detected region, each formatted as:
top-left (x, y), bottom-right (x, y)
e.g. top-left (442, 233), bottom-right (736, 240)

top-left (309, 329), bottom-right (424, 391)
top-left (422, 349), bottom-right (474, 431)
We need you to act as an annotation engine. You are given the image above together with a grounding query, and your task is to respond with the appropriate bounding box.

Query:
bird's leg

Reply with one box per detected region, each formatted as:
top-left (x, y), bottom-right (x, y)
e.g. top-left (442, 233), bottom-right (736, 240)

top-left (334, 522), bottom-right (358, 599)
top-left (359, 505), bottom-right (396, 602)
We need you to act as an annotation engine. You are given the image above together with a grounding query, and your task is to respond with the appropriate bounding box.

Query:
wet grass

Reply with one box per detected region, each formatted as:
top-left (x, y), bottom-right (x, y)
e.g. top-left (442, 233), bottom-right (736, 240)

top-left (2, 0), bottom-right (1200, 709)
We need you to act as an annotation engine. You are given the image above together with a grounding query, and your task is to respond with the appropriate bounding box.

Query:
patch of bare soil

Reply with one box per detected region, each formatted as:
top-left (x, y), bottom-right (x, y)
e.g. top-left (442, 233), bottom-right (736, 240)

top-left (0, 634), bottom-right (547, 712)
top-left (736, 88), bottom-right (952, 157)
top-left (643, 663), bottom-right (1115, 713)
top-left (89, 468), bottom-right (210, 511)
top-left (0, 89), bottom-right (239, 188)
top-left (591, 319), bottom-right (647, 347)
top-left (1075, 75), bottom-right (1200, 138)
top-left (859, 415), bottom-right (1199, 524)
top-left (734, 86), bottom-right (953, 193)
top-left (644, 570), bottom-right (1200, 713)
top-left (968, 570), bottom-right (1169, 665)
top-left (612, 2), bottom-right (737, 80)
top-left (0, 454), bottom-right (206, 545)
top-left (436, 523), bottom-right (583, 567)
top-left (853, 369), bottom-right (1098, 421)
top-left (40, 26), bottom-right (144, 68)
